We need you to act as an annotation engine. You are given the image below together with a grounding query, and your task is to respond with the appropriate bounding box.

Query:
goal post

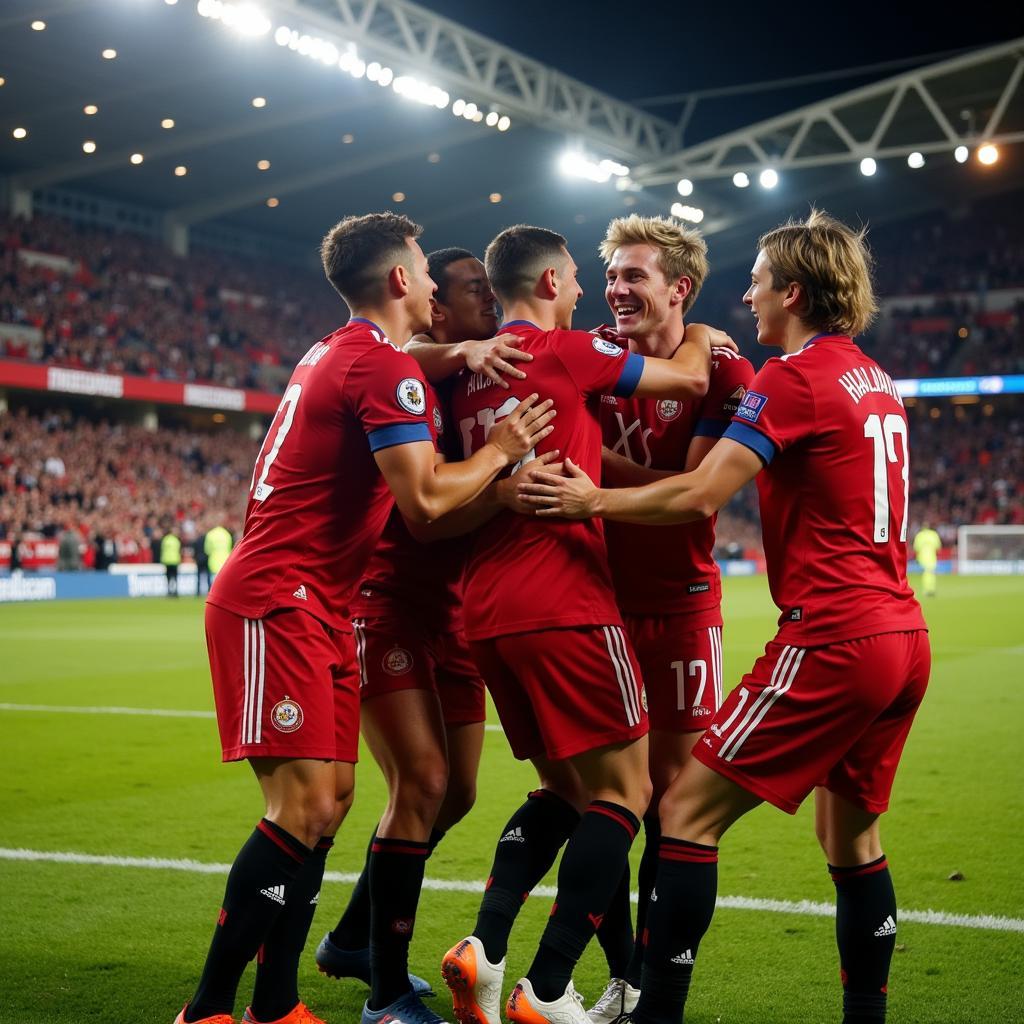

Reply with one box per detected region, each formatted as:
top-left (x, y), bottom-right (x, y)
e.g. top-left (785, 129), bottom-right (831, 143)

top-left (956, 525), bottom-right (1024, 575)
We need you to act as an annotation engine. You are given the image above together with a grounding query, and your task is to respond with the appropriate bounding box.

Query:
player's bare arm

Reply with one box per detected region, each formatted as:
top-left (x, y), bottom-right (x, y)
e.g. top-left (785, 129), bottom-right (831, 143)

top-left (520, 437), bottom-right (761, 524)
top-left (376, 394), bottom-right (555, 524)
top-left (405, 332), bottom-right (532, 387)
top-left (600, 446), bottom-right (676, 487)
top-left (630, 323), bottom-right (737, 401)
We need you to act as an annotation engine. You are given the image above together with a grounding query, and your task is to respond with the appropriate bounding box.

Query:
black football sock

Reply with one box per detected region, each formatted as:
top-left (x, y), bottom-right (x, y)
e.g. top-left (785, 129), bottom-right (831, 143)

top-left (631, 837), bottom-right (718, 1024)
top-left (625, 813), bottom-right (661, 989)
top-left (595, 865), bottom-right (634, 980)
top-left (428, 827), bottom-right (446, 853)
top-left (250, 836), bottom-right (333, 1022)
top-left (368, 836), bottom-right (430, 1010)
top-left (830, 855), bottom-right (897, 1024)
top-left (474, 789), bottom-right (581, 964)
top-left (328, 828), bottom-right (376, 950)
top-left (526, 801), bottom-right (641, 1002)
top-left (187, 820), bottom-right (310, 1022)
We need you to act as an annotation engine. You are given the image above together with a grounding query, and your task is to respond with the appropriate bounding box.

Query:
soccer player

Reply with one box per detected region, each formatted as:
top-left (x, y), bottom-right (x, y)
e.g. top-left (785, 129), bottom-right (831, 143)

top-left (440, 224), bottom-right (734, 1024)
top-left (314, 247), bottom-right (560, 1022)
top-left (588, 216), bottom-right (753, 1022)
top-left (174, 212), bottom-right (555, 1024)
top-left (519, 210), bottom-right (930, 1024)
top-left (912, 521), bottom-right (942, 596)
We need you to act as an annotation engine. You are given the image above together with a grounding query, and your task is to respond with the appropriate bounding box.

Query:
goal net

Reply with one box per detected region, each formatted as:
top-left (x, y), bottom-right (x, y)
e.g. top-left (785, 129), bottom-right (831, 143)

top-left (956, 525), bottom-right (1024, 575)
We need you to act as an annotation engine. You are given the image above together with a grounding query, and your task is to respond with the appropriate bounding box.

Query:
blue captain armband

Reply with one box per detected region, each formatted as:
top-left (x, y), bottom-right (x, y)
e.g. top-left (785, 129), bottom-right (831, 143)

top-left (367, 422), bottom-right (433, 452)
top-left (723, 422), bottom-right (777, 465)
top-left (612, 352), bottom-right (645, 397)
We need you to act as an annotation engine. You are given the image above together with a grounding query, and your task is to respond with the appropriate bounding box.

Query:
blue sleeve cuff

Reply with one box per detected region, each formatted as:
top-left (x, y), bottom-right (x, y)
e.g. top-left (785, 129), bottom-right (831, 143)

top-left (612, 352), bottom-right (645, 397)
top-left (723, 421), bottom-right (777, 465)
top-left (367, 422), bottom-right (432, 452)
top-left (694, 417), bottom-right (728, 439)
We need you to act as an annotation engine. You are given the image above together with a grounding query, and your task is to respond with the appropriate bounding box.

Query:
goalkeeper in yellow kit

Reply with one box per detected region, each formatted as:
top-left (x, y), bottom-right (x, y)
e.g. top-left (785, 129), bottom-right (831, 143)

top-left (913, 522), bottom-right (942, 597)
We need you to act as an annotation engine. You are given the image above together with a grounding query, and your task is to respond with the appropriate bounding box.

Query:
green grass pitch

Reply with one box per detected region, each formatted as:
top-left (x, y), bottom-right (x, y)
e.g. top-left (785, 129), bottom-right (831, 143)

top-left (1, 575), bottom-right (1022, 1023)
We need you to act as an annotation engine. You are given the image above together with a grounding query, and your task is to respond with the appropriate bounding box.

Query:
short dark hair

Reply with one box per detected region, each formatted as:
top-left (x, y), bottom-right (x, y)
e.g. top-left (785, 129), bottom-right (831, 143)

top-left (320, 211), bottom-right (422, 306)
top-left (427, 247), bottom-right (476, 305)
top-left (484, 225), bottom-right (567, 302)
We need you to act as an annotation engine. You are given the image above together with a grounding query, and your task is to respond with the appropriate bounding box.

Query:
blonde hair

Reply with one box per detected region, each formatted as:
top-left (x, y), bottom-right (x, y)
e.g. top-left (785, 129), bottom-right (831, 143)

top-left (758, 209), bottom-right (877, 336)
top-left (600, 214), bottom-right (708, 315)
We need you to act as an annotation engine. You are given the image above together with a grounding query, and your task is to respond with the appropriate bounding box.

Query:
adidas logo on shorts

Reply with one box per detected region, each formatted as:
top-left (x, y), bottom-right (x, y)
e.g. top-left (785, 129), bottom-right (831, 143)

top-left (670, 949), bottom-right (695, 965)
top-left (500, 826), bottom-right (525, 844)
top-left (874, 915), bottom-right (897, 937)
top-left (260, 884), bottom-right (286, 905)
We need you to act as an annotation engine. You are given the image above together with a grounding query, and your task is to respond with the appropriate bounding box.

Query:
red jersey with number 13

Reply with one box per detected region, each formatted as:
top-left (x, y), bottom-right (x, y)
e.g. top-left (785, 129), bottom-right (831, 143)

top-left (722, 335), bottom-right (925, 645)
top-left (208, 318), bottom-right (432, 632)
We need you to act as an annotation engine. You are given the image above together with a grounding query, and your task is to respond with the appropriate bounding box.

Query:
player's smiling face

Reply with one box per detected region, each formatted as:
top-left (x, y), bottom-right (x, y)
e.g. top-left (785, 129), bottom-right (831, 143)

top-left (744, 250), bottom-right (787, 347)
top-left (606, 243), bottom-right (687, 339)
top-left (438, 257), bottom-right (499, 341)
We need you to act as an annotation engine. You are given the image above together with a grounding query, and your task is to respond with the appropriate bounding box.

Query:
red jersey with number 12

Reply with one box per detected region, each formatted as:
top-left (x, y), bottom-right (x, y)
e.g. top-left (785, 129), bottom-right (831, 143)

top-left (722, 335), bottom-right (925, 645)
top-left (208, 318), bottom-right (432, 632)
top-left (601, 340), bottom-right (754, 620)
top-left (450, 321), bottom-right (646, 640)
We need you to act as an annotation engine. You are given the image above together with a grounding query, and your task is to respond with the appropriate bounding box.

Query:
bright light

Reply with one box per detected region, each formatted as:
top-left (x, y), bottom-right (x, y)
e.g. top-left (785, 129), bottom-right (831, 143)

top-left (486, 111), bottom-right (499, 127)
top-left (274, 25), bottom-right (290, 45)
top-left (174, 165), bottom-right (188, 176)
top-left (367, 61), bottom-right (381, 82)
top-left (452, 99), bottom-right (465, 116)
top-left (82, 141), bottom-right (96, 154)
top-left (266, 197), bottom-right (279, 208)
top-left (102, 49), bottom-right (117, 60)
top-left (0, 78), bottom-right (5, 87)
top-left (670, 203), bottom-right (704, 223)
top-left (392, 192), bottom-right (405, 202)
top-left (733, 171), bottom-right (750, 188)
top-left (161, 118), bottom-right (175, 129)
top-left (907, 151), bottom-right (925, 169)
top-left (600, 158), bottom-right (630, 177)
top-left (84, 104), bottom-right (98, 115)
top-left (165, 0), bottom-right (179, 5)
top-left (860, 157), bottom-right (877, 177)
top-left (251, 96), bottom-right (266, 108)
top-left (676, 178), bottom-right (693, 196)
top-left (257, 159), bottom-right (270, 170)
top-left (378, 66), bottom-right (393, 87)
top-left (560, 150), bottom-right (630, 184)
top-left (489, 192), bottom-right (502, 203)
top-left (497, 115), bottom-right (510, 131)
top-left (31, 20), bottom-right (46, 31)
top-left (759, 168), bottom-right (779, 189)
top-left (342, 133), bottom-right (354, 144)
top-left (954, 145), bottom-right (969, 163)
top-left (350, 59), bottom-right (366, 78)
top-left (978, 143), bottom-right (999, 165)
top-left (393, 76), bottom-right (449, 109)
top-left (427, 151), bottom-right (440, 163)
top-left (12, 127), bottom-right (27, 140)
top-left (197, 1), bottom-right (270, 36)
top-left (130, 153), bottom-right (144, 165)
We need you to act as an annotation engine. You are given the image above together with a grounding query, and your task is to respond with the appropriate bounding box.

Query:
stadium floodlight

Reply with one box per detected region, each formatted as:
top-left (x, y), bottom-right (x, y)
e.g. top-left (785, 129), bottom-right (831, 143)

top-left (257, 159), bottom-right (270, 170)
top-left (452, 99), bottom-right (465, 116)
top-left (393, 76), bottom-right (449, 109)
top-left (31, 20), bottom-right (46, 31)
top-left (84, 104), bottom-right (98, 115)
top-left (860, 157), bottom-right (877, 176)
top-left (82, 141), bottom-right (96, 154)
top-left (560, 150), bottom-right (630, 184)
top-left (102, 49), bottom-right (117, 60)
top-left (676, 177), bottom-right (693, 196)
top-left (497, 116), bottom-right (511, 131)
top-left (907, 151), bottom-right (925, 169)
top-left (377, 66), bottom-right (394, 87)
top-left (12, 127), bottom-right (27, 140)
top-left (161, 118), bottom-right (175, 129)
top-left (196, 0), bottom-right (270, 37)
top-left (130, 152), bottom-right (144, 165)
top-left (671, 203), bottom-right (704, 223)
top-left (759, 168), bottom-right (778, 189)
top-left (954, 145), bottom-right (969, 163)
top-left (251, 96), bottom-right (266, 108)
top-left (486, 111), bottom-right (499, 127)
top-left (733, 171), bottom-right (750, 188)
top-left (977, 143), bottom-right (999, 165)
top-left (174, 165), bottom-right (187, 176)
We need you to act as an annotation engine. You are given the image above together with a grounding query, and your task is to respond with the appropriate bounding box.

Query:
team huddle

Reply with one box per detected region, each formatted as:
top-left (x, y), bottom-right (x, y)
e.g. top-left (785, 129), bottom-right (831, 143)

top-left (174, 209), bottom-right (929, 1024)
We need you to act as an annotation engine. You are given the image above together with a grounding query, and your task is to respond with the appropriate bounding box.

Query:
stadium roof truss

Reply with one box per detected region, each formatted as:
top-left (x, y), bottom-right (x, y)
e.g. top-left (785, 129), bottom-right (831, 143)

top-left (632, 37), bottom-right (1024, 186)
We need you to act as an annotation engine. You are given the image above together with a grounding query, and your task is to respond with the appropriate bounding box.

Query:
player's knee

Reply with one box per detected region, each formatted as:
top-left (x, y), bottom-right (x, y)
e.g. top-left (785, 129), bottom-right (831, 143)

top-left (441, 775), bottom-right (477, 824)
top-left (397, 756), bottom-right (450, 816)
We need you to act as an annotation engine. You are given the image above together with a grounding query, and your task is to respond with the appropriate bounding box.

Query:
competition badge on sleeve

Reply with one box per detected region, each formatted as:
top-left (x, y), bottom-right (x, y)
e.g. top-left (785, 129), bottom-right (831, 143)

top-left (397, 378), bottom-right (427, 415)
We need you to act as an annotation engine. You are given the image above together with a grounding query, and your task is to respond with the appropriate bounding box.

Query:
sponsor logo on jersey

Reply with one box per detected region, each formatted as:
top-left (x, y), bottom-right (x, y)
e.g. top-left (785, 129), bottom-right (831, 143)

top-left (271, 699), bottom-right (303, 733)
top-left (500, 827), bottom-right (526, 844)
top-left (692, 706), bottom-right (711, 717)
top-left (396, 377), bottom-right (427, 415)
top-left (260, 884), bottom-right (286, 905)
top-left (688, 581), bottom-right (711, 594)
top-left (592, 337), bottom-right (624, 357)
top-left (292, 584), bottom-right (307, 601)
top-left (433, 406), bottom-right (444, 432)
top-left (670, 949), bottom-right (695, 965)
top-left (788, 607), bottom-right (803, 622)
top-left (723, 385), bottom-right (747, 415)
top-left (382, 646), bottom-right (414, 675)
top-left (735, 390), bottom-right (768, 423)
top-left (657, 399), bottom-right (682, 421)
top-left (874, 915), bottom-right (897, 937)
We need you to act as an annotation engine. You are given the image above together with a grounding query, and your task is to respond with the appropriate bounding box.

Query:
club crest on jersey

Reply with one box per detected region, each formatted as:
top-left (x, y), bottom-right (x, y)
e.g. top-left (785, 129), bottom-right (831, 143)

top-left (592, 337), bottom-right (624, 357)
top-left (271, 698), bottom-right (303, 733)
top-left (433, 406), bottom-right (444, 432)
top-left (382, 646), bottom-right (414, 675)
top-left (723, 385), bottom-right (747, 415)
top-left (657, 399), bottom-right (682, 421)
top-left (396, 377), bottom-right (426, 415)
top-left (735, 390), bottom-right (768, 423)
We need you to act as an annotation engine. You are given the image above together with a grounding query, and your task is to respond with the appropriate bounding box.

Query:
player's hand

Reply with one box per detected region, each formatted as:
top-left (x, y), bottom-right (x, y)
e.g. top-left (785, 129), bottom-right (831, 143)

top-left (463, 333), bottom-right (533, 389)
top-left (682, 323), bottom-right (739, 355)
top-left (517, 457), bottom-right (599, 519)
top-left (497, 450), bottom-right (561, 515)
top-left (485, 394), bottom-right (556, 464)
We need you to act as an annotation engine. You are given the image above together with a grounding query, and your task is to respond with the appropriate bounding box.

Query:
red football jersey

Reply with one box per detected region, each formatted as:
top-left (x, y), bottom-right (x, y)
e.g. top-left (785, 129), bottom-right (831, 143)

top-left (450, 320), bottom-right (645, 640)
top-left (723, 334), bottom-right (926, 644)
top-left (351, 379), bottom-right (466, 633)
top-left (208, 318), bottom-right (433, 632)
top-left (601, 343), bottom-right (754, 620)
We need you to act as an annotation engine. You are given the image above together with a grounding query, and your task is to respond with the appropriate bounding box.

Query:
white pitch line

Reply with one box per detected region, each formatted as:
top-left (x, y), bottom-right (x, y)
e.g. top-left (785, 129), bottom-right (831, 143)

top-left (2, 847), bottom-right (1021, 934)
top-left (0, 703), bottom-right (505, 731)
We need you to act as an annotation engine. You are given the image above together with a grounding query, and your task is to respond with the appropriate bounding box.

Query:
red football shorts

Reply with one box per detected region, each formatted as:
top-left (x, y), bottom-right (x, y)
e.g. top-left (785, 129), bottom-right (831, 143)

top-left (205, 602), bottom-right (360, 763)
top-left (351, 616), bottom-right (486, 725)
top-left (470, 625), bottom-right (648, 761)
top-left (695, 629), bottom-right (930, 814)
top-left (624, 615), bottom-right (723, 732)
